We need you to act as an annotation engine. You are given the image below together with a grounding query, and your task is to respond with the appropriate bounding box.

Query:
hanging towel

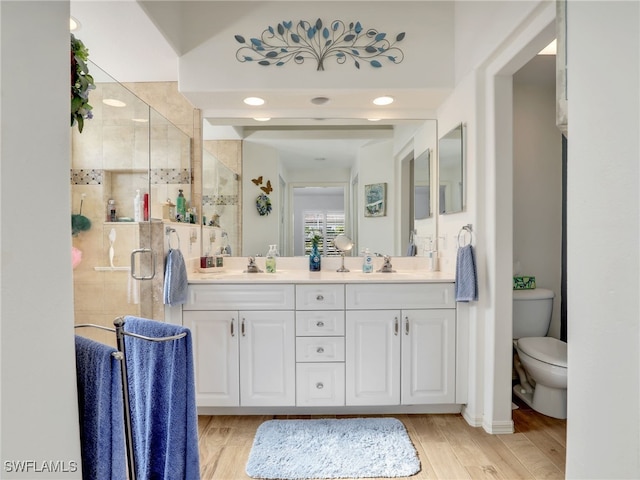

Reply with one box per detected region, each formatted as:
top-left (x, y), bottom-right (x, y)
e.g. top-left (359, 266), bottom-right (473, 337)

top-left (75, 335), bottom-right (127, 480)
top-left (163, 248), bottom-right (188, 306)
top-left (455, 244), bottom-right (478, 302)
top-left (123, 316), bottom-right (200, 480)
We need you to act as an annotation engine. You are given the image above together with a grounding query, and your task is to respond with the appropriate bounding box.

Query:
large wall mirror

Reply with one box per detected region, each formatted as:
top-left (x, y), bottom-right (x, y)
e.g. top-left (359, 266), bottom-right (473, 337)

top-left (438, 123), bottom-right (465, 214)
top-left (202, 119), bottom-right (437, 257)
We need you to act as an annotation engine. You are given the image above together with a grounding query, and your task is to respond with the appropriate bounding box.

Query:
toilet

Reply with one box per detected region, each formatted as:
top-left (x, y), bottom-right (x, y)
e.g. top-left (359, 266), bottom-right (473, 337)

top-left (513, 288), bottom-right (567, 419)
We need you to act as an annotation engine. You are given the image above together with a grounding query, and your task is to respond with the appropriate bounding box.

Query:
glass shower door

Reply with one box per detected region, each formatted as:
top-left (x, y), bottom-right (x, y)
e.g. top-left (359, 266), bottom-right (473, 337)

top-left (71, 61), bottom-right (191, 344)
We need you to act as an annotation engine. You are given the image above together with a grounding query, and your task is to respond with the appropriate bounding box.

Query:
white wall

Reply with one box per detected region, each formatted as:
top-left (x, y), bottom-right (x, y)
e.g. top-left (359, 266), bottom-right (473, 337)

top-left (242, 141), bottom-right (280, 256)
top-left (513, 55), bottom-right (562, 339)
top-left (566, 2), bottom-right (640, 477)
top-left (0, 1), bottom-right (82, 477)
top-left (357, 140), bottom-right (394, 255)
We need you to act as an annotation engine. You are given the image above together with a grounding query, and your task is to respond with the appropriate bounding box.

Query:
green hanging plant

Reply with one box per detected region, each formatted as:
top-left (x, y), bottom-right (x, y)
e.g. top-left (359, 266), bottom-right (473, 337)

top-left (71, 33), bottom-right (95, 133)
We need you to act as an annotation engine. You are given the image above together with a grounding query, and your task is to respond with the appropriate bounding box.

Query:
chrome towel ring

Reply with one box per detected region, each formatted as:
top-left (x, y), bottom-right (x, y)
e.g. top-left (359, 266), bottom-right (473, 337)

top-left (457, 224), bottom-right (473, 248)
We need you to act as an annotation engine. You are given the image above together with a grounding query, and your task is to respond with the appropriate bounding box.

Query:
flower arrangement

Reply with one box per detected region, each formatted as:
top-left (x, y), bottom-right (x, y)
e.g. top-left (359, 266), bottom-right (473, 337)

top-left (71, 34), bottom-right (95, 133)
top-left (310, 233), bottom-right (322, 248)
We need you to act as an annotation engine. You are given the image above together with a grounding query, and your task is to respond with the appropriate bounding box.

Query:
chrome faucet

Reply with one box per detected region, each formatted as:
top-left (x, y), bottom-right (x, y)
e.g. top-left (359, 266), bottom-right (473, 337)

top-left (244, 256), bottom-right (263, 273)
top-left (377, 255), bottom-right (396, 273)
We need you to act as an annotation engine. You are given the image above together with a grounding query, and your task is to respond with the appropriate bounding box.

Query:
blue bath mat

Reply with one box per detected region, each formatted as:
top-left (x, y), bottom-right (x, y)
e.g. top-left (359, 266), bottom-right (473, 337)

top-left (246, 417), bottom-right (421, 479)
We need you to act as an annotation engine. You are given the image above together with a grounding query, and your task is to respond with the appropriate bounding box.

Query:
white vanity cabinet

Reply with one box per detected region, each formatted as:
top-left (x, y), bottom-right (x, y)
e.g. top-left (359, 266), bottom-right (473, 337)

top-left (295, 284), bottom-right (346, 406)
top-left (345, 283), bottom-right (456, 406)
top-left (183, 284), bottom-right (296, 407)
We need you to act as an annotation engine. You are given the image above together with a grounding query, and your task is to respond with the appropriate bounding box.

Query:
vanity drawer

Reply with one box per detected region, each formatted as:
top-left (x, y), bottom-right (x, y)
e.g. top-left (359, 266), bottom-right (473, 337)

top-left (346, 283), bottom-right (455, 310)
top-left (296, 311), bottom-right (345, 336)
top-left (296, 363), bottom-right (345, 406)
top-left (296, 337), bottom-right (345, 362)
top-left (185, 284), bottom-right (295, 310)
top-left (296, 284), bottom-right (345, 310)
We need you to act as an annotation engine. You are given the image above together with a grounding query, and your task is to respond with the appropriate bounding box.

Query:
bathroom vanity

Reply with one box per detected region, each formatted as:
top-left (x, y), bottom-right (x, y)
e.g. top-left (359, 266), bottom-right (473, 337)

top-left (178, 259), bottom-right (466, 415)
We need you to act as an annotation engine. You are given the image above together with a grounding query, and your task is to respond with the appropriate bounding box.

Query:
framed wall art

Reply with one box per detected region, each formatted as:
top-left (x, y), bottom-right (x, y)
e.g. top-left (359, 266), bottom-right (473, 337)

top-left (364, 182), bottom-right (387, 217)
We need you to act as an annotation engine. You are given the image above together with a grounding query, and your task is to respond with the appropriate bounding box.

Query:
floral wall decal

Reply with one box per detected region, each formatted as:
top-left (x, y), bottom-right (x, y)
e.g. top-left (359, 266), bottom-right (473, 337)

top-left (235, 19), bottom-right (405, 71)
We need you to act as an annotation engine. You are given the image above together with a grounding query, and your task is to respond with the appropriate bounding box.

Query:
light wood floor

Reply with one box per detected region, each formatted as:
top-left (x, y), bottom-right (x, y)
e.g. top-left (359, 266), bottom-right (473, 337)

top-left (197, 400), bottom-right (566, 480)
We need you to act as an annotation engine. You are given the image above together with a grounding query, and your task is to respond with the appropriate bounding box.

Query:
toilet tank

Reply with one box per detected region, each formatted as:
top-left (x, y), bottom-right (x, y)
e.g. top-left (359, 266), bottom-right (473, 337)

top-left (513, 288), bottom-right (555, 338)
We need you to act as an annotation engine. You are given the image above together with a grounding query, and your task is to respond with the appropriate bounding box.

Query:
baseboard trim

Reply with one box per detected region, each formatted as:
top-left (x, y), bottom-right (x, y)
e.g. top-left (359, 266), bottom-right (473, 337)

top-left (483, 419), bottom-right (515, 434)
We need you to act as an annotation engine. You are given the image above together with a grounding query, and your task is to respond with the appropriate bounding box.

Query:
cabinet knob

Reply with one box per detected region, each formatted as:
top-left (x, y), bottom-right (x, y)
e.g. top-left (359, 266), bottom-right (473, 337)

top-left (316, 294), bottom-right (324, 301)
top-left (316, 346), bottom-right (325, 354)
top-left (316, 321), bottom-right (325, 328)
top-left (316, 382), bottom-right (324, 389)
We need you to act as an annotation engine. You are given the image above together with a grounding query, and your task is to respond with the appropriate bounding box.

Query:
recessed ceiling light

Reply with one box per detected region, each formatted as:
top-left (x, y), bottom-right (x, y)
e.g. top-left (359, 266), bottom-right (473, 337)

top-left (253, 117), bottom-right (271, 122)
top-left (103, 98), bottom-right (127, 108)
top-left (244, 97), bottom-right (265, 106)
top-left (538, 39), bottom-right (557, 55)
top-left (373, 96), bottom-right (394, 106)
top-left (70, 16), bottom-right (81, 32)
top-left (311, 96), bottom-right (330, 105)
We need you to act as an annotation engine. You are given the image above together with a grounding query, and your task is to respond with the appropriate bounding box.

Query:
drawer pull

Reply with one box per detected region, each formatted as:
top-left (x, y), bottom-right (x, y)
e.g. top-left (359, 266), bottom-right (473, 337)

top-left (394, 316), bottom-right (399, 336)
top-left (241, 318), bottom-right (246, 337)
top-left (316, 321), bottom-right (325, 328)
top-left (316, 294), bottom-right (324, 301)
top-left (231, 318), bottom-right (235, 337)
top-left (316, 382), bottom-right (324, 389)
top-left (405, 316), bottom-right (410, 335)
top-left (316, 347), bottom-right (325, 354)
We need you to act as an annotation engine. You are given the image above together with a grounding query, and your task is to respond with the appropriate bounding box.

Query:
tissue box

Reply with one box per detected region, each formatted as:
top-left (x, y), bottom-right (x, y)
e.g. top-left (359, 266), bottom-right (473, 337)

top-left (513, 276), bottom-right (536, 290)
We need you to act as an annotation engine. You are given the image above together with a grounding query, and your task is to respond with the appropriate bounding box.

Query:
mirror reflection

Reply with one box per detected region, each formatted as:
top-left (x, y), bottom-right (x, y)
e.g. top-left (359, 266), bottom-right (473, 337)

top-left (202, 119), bottom-right (437, 257)
top-left (413, 149), bottom-right (431, 220)
top-left (438, 123), bottom-right (465, 214)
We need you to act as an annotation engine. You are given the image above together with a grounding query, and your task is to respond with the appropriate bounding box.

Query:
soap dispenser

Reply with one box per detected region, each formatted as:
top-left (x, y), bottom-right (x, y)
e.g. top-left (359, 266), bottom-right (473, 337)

top-left (266, 245), bottom-right (278, 273)
top-left (362, 248), bottom-right (373, 273)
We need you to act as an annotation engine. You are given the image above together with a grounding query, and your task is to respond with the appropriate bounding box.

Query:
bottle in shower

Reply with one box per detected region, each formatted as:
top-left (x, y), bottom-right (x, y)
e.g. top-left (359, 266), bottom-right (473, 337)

top-left (176, 189), bottom-right (186, 221)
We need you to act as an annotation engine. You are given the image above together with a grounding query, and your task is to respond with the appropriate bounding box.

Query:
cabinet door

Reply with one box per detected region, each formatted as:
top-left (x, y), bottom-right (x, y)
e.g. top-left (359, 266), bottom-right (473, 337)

top-left (346, 310), bottom-right (400, 405)
top-left (239, 311), bottom-right (296, 406)
top-left (183, 310), bottom-right (239, 407)
top-left (401, 309), bottom-right (456, 404)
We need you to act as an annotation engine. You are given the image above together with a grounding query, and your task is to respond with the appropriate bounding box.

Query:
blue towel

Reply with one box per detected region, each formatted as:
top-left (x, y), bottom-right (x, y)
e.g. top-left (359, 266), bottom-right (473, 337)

top-left (455, 244), bottom-right (478, 302)
top-left (163, 248), bottom-right (188, 306)
top-left (75, 335), bottom-right (127, 480)
top-left (123, 316), bottom-right (200, 480)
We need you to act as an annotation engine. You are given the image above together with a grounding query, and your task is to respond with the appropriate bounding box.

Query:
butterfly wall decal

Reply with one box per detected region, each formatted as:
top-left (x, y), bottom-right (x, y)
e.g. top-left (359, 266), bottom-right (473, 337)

top-left (260, 180), bottom-right (273, 195)
top-left (251, 176), bottom-right (263, 186)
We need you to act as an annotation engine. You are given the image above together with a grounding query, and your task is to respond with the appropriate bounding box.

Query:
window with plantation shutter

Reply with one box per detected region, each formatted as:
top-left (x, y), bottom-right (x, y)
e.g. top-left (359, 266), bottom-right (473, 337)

top-left (302, 210), bottom-right (345, 256)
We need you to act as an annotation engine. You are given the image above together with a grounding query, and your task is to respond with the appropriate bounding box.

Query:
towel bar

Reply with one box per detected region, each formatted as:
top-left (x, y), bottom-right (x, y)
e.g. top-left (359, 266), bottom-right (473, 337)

top-left (75, 317), bottom-right (187, 480)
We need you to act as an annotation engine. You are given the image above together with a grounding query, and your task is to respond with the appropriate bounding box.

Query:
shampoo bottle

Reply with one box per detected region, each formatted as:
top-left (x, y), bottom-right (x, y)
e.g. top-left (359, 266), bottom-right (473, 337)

top-left (266, 244), bottom-right (278, 273)
top-left (362, 248), bottom-right (373, 273)
top-left (176, 189), bottom-right (186, 221)
top-left (133, 190), bottom-right (142, 222)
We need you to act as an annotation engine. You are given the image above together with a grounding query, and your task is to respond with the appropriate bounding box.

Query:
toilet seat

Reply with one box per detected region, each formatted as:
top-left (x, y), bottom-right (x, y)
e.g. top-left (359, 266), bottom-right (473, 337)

top-left (517, 337), bottom-right (567, 368)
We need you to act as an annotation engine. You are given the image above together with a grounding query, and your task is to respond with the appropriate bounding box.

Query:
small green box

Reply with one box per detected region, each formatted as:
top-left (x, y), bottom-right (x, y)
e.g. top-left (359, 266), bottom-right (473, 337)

top-left (513, 276), bottom-right (536, 290)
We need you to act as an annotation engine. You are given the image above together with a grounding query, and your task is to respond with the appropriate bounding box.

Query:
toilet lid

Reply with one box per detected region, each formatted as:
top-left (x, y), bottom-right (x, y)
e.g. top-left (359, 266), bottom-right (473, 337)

top-left (517, 337), bottom-right (567, 368)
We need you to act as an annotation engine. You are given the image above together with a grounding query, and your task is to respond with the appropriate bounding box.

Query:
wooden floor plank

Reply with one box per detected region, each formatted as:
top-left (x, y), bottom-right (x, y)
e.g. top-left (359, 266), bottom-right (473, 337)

top-left (197, 409), bottom-right (567, 480)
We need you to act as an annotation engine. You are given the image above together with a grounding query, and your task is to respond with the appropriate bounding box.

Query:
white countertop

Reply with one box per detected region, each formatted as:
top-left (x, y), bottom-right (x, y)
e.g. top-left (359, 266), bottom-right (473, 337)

top-left (188, 256), bottom-right (455, 284)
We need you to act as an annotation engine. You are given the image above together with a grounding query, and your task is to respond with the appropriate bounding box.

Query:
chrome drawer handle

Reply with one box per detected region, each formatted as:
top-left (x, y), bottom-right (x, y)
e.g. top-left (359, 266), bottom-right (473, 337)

top-left (316, 321), bottom-right (325, 327)
top-left (316, 347), bottom-right (324, 354)
top-left (316, 382), bottom-right (324, 389)
top-left (231, 318), bottom-right (235, 337)
top-left (405, 316), bottom-right (410, 335)
top-left (316, 294), bottom-right (324, 301)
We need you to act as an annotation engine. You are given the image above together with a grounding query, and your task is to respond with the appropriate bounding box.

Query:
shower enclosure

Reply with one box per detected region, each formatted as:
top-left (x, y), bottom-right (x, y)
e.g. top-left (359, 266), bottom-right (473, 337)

top-left (71, 61), bottom-right (192, 345)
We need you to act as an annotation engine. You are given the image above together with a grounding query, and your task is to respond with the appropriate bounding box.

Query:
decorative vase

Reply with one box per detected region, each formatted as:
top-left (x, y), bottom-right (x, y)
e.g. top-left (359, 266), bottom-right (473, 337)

top-left (309, 244), bottom-right (321, 271)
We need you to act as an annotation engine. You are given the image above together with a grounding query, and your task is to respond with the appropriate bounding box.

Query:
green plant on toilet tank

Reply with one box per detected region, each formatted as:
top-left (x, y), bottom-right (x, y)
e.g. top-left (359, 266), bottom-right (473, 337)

top-left (71, 34), bottom-right (95, 133)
